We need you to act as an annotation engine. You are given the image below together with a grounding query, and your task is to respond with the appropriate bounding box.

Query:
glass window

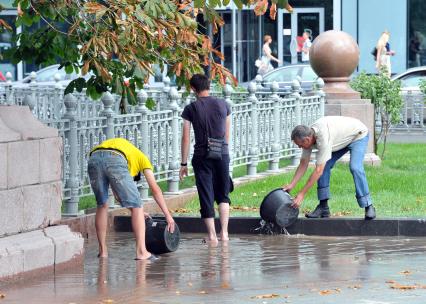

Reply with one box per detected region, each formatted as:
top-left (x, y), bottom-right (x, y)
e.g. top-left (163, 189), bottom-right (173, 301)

top-left (263, 67), bottom-right (299, 82)
top-left (408, 0), bottom-right (426, 68)
top-left (301, 66), bottom-right (317, 81)
top-left (399, 70), bottom-right (426, 88)
top-left (36, 66), bottom-right (66, 82)
top-left (0, 14), bottom-right (17, 81)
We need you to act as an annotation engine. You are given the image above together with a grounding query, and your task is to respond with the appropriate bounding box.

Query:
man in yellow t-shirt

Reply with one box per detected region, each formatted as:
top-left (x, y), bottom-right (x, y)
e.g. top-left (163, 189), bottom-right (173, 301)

top-left (88, 138), bottom-right (175, 260)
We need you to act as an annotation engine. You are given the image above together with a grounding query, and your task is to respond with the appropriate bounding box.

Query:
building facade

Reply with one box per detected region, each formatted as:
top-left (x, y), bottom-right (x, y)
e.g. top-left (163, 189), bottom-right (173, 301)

top-left (0, 0), bottom-right (425, 82)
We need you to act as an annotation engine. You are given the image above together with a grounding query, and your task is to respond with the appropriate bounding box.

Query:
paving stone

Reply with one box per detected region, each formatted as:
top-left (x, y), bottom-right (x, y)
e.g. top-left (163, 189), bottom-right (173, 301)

top-left (0, 188), bottom-right (24, 237)
top-left (0, 238), bottom-right (24, 278)
top-left (7, 230), bottom-right (55, 272)
top-left (8, 140), bottom-right (40, 188)
top-left (44, 225), bottom-right (84, 264)
top-left (40, 137), bottom-right (62, 183)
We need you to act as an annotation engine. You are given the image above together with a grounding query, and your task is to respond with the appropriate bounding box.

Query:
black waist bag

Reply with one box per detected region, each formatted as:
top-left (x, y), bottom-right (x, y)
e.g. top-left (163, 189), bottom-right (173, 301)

top-left (207, 137), bottom-right (224, 160)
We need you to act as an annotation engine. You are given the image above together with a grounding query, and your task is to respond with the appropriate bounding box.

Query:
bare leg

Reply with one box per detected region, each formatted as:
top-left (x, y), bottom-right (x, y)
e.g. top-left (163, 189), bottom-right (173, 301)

top-left (130, 207), bottom-right (152, 260)
top-left (218, 203), bottom-right (230, 241)
top-left (203, 218), bottom-right (219, 246)
top-left (95, 203), bottom-right (109, 258)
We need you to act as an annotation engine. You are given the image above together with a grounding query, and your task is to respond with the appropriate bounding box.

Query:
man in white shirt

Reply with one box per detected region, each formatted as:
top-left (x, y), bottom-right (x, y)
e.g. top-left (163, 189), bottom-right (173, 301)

top-left (301, 30), bottom-right (312, 63)
top-left (282, 116), bottom-right (376, 220)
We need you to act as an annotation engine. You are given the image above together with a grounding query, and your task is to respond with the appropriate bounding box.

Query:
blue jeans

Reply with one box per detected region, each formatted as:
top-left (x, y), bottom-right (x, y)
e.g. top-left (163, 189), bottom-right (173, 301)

top-left (317, 134), bottom-right (372, 208)
top-left (88, 150), bottom-right (141, 208)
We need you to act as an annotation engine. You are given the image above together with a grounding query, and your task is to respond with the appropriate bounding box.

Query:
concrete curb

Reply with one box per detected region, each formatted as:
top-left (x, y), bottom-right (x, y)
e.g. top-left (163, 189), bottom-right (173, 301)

top-left (115, 216), bottom-right (426, 237)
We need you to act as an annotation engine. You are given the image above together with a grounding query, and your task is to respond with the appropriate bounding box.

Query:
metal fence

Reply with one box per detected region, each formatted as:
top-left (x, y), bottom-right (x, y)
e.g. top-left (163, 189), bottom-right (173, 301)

top-left (389, 90), bottom-right (426, 132)
top-left (0, 79), bottom-right (325, 215)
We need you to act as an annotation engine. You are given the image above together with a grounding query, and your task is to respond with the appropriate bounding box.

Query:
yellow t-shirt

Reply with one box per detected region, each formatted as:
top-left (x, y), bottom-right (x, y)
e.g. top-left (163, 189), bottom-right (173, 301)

top-left (91, 138), bottom-right (153, 178)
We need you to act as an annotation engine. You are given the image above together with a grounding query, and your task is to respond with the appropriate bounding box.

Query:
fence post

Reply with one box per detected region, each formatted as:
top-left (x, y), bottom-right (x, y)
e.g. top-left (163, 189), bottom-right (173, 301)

top-left (136, 89), bottom-right (150, 200)
top-left (5, 72), bottom-right (13, 105)
top-left (101, 92), bottom-right (115, 139)
top-left (291, 79), bottom-right (302, 166)
top-left (62, 93), bottom-right (80, 216)
top-left (101, 92), bottom-right (116, 208)
top-left (166, 87), bottom-right (181, 194)
top-left (223, 82), bottom-right (234, 177)
top-left (247, 82), bottom-right (259, 176)
top-left (269, 81), bottom-right (281, 172)
top-left (315, 77), bottom-right (325, 117)
top-left (54, 76), bottom-right (63, 119)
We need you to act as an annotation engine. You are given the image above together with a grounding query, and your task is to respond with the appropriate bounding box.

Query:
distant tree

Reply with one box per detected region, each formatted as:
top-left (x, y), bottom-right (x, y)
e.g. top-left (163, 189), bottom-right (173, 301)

top-left (1, 0), bottom-right (293, 105)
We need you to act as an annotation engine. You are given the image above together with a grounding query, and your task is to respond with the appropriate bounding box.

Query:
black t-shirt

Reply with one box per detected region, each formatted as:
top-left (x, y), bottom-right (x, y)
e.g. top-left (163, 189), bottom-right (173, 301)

top-left (181, 96), bottom-right (231, 155)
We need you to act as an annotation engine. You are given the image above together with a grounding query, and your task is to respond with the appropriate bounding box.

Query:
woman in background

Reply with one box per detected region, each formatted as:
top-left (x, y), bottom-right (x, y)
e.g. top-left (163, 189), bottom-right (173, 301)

top-left (376, 31), bottom-right (395, 77)
top-left (257, 35), bottom-right (281, 75)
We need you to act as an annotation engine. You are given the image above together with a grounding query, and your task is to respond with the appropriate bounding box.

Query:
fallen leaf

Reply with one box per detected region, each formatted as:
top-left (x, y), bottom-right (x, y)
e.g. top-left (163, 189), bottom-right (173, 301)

top-left (0, 294), bottom-right (5, 299)
top-left (348, 285), bottom-right (362, 289)
top-left (250, 294), bottom-right (280, 299)
top-left (103, 300), bottom-right (114, 304)
top-left (318, 289), bottom-right (340, 295)
top-left (174, 208), bottom-right (190, 213)
top-left (386, 280), bottom-right (396, 284)
top-left (187, 282), bottom-right (193, 287)
top-left (252, 193), bottom-right (258, 197)
top-left (199, 290), bottom-right (207, 294)
top-left (221, 282), bottom-right (230, 289)
top-left (175, 290), bottom-right (181, 295)
top-left (390, 283), bottom-right (417, 290)
top-left (399, 270), bottom-right (412, 275)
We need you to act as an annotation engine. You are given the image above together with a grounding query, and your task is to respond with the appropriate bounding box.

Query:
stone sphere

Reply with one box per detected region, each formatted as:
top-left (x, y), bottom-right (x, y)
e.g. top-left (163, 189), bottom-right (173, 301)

top-left (309, 30), bottom-right (359, 80)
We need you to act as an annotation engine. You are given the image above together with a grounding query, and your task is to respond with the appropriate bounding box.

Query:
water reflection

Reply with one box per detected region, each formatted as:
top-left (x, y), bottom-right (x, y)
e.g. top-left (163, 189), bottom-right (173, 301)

top-left (2, 234), bottom-right (426, 304)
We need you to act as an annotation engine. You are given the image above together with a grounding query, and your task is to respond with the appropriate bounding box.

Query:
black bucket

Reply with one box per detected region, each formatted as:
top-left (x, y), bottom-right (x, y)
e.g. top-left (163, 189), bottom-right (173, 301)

top-left (259, 189), bottom-right (299, 228)
top-left (145, 218), bottom-right (180, 255)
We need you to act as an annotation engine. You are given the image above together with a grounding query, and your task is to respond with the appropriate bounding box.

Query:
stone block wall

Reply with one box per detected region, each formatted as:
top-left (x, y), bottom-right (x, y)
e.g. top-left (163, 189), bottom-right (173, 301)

top-left (0, 106), bottom-right (62, 237)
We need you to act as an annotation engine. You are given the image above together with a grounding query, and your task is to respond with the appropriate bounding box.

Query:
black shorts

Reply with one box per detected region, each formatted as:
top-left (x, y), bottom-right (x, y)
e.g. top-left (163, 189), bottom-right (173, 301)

top-left (192, 154), bottom-right (231, 218)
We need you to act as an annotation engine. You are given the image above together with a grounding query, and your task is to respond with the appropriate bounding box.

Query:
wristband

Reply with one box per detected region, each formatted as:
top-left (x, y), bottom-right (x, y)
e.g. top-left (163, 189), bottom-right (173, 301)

top-left (181, 163), bottom-right (187, 166)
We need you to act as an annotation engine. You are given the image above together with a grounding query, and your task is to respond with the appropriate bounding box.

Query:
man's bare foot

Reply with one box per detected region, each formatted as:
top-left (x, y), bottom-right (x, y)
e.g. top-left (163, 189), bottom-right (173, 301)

top-left (97, 252), bottom-right (108, 258)
top-left (219, 232), bottom-right (229, 241)
top-left (135, 254), bottom-right (159, 261)
top-left (202, 237), bottom-right (219, 247)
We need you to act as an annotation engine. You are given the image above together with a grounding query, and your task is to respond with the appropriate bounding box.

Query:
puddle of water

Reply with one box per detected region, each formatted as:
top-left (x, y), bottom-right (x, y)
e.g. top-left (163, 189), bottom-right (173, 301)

top-left (1, 233), bottom-right (426, 303)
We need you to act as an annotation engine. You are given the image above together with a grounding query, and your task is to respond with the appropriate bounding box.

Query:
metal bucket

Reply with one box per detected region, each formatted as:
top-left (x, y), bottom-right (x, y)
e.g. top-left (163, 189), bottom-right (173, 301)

top-left (145, 218), bottom-right (180, 254)
top-left (259, 189), bottom-right (299, 228)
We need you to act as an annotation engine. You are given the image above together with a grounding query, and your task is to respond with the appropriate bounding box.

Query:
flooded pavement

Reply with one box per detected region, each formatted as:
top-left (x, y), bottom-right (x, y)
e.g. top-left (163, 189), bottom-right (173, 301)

top-left (1, 233), bottom-right (426, 304)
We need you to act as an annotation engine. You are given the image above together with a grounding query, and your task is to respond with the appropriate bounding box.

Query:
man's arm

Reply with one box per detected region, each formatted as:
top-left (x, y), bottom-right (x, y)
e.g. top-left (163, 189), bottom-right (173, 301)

top-left (283, 157), bottom-right (310, 191)
top-left (143, 169), bottom-right (175, 232)
top-left (291, 163), bottom-right (326, 208)
top-left (179, 119), bottom-right (191, 180)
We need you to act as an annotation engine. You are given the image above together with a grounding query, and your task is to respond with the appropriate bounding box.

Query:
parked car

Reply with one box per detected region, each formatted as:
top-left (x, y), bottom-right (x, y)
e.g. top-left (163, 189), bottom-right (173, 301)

top-left (241, 64), bottom-right (318, 92)
top-left (391, 66), bottom-right (426, 92)
top-left (18, 64), bottom-right (82, 86)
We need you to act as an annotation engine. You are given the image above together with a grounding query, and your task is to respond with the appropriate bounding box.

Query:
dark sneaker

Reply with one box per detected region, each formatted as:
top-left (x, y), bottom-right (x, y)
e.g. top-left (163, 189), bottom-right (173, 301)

top-left (305, 204), bottom-right (330, 218)
top-left (365, 205), bottom-right (376, 220)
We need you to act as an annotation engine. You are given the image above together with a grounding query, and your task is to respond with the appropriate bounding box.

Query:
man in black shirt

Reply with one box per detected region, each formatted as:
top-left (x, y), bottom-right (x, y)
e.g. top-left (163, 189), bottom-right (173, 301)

top-left (180, 74), bottom-right (231, 245)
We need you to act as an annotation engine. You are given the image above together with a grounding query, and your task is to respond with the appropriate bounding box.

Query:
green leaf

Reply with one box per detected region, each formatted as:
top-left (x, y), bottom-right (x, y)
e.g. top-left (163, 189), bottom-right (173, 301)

top-left (145, 97), bottom-right (156, 110)
top-left (222, 0), bottom-right (231, 6)
top-left (65, 64), bottom-right (74, 74)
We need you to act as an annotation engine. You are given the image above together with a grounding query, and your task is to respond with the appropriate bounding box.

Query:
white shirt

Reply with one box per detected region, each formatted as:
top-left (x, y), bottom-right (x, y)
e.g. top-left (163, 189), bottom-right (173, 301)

top-left (301, 116), bottom-right (368, 165)
top-left (302, 39), bottom-right (312, 62)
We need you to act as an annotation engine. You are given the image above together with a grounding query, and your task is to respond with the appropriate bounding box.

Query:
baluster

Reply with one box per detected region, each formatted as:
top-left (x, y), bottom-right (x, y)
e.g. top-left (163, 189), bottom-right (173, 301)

top-left (166, 87), bottom-right (181, 194)
top-left (4, 72), bottom-right (13, 105)
top-left (269, 81), bottom-right (280, 172)
top-left (62, 94), bottom-right (80, 216)
top-left (315, 78), bottom-right (325, 118)
top-left (223, 82), bottom-right (234, 177)
top-left (247, 82), bottom-right (259, 176)
top-left (136, 89), bottom-right (150, 200)
top-left (291, 79), bottom-right (302, 166)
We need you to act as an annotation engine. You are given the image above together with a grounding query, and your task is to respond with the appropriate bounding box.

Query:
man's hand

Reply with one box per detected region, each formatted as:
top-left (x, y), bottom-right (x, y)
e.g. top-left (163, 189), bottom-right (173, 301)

top-left (282, 184), bottom-right (294, 192)
top-left (291, 192), bottom-right (305, 209)
top-left (179, 166), bottom-right (188, 181)
top-left (166, 215), bottom-right (176, 233)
